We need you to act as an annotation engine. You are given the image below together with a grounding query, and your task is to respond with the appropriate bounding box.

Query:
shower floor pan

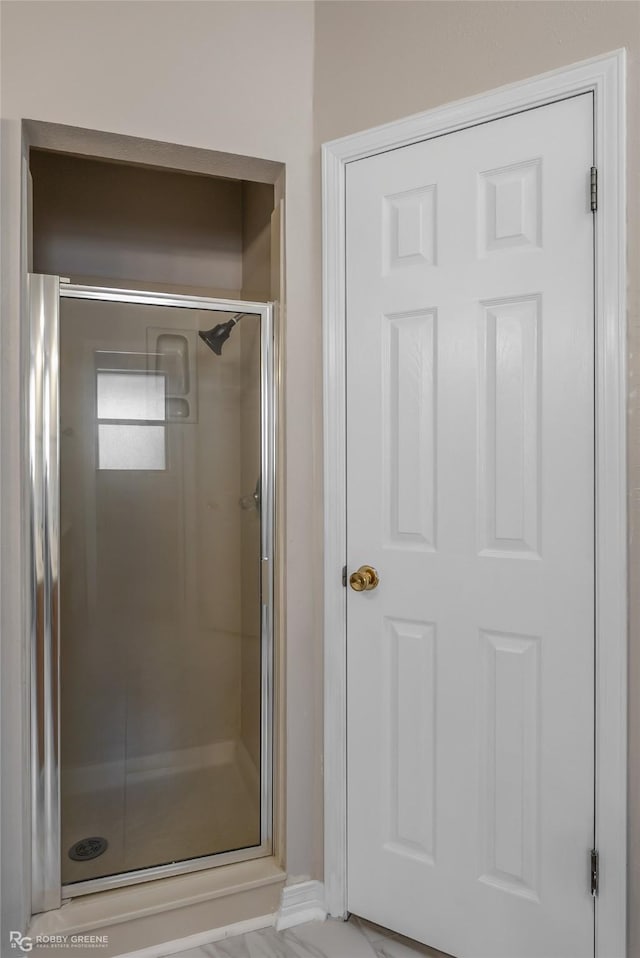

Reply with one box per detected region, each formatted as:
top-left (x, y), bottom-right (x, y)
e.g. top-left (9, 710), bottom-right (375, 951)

top-left (62, 744), bottom-right (260, 888)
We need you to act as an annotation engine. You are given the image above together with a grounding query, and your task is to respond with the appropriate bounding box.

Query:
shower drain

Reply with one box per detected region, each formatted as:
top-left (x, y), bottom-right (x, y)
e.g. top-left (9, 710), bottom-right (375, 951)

top-left (68, 837), bottom-right (108, 862)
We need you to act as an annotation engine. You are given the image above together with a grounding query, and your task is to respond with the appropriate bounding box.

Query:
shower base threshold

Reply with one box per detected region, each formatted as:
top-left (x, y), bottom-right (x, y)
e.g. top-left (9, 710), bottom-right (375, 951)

top-left (28, 857), bottom-right (286, 958)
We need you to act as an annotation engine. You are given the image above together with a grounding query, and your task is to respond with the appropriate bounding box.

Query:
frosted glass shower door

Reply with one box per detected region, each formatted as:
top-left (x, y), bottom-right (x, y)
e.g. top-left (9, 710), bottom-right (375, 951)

top-left (52, 288), bottom-right (272, 893)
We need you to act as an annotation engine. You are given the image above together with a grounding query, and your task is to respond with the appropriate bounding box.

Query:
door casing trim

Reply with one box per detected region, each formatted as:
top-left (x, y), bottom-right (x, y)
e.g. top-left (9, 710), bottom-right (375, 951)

top-left (322, 50), bottom-right (626, 958)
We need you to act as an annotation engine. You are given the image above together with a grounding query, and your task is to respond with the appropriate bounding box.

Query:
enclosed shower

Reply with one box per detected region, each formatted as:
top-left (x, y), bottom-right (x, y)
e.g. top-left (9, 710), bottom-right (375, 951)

top-left (30, 278), bottom-right (274, 908)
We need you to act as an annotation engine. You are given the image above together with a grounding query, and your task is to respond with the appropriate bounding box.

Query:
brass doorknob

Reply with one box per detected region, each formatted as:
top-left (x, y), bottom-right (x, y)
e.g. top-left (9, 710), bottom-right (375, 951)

top-left (349, 565), bottom-right (380, 592)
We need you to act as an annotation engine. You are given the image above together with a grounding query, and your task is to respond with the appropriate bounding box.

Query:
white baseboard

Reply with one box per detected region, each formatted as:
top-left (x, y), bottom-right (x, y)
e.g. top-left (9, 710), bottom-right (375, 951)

top-left (116, 882), bottom-right (327, 957)
top-left (275, 880), bottom-right (327, 931)
top-left (116, 913), bottom-right (276, 958)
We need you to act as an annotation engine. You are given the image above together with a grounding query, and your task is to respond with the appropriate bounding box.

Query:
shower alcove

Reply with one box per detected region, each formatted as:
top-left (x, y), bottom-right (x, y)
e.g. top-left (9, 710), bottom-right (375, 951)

top-left (27, 131), bottom-right (283, 924)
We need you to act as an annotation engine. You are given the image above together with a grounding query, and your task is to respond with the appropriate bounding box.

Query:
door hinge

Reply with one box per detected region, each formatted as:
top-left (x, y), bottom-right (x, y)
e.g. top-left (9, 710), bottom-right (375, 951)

top-left (342, 565), bottom-right (347, 587)
top-left (590, 167), bottom-right (598, 212)
top-left (590, 848), bottom-right (599, 897)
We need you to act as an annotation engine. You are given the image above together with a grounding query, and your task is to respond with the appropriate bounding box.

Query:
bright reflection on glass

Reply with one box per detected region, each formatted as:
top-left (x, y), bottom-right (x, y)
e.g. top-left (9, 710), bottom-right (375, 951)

top-left (97, 371), bottom-right (165, 421)
top-left (97, 370), bottom-right (166, 471)
top-left (98, 424), bottom-right (166, 471)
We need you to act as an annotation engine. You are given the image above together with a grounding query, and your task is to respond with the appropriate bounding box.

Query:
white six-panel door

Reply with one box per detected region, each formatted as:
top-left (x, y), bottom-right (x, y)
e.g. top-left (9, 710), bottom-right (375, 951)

top-left (346, 94), bottom-right (594, 958)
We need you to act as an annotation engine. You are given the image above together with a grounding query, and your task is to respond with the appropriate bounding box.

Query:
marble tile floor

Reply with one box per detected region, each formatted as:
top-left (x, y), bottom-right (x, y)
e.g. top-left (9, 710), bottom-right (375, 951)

top-left (168, 916), bottom-right (450, 958)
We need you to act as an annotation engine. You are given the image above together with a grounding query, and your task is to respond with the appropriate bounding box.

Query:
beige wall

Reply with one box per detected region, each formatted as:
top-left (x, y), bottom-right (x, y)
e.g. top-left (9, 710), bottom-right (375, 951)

top-left (314, 0), bottom-right (639, 950)
top-left (0, 0), bottom-right (318, 938)
top-left (1, 0), bottom-right (639, 950)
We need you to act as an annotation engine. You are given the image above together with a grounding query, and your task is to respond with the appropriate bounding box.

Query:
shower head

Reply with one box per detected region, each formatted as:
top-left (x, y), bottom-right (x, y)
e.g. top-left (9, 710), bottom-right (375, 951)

top-left (198, 313), bottom-right (244, 356)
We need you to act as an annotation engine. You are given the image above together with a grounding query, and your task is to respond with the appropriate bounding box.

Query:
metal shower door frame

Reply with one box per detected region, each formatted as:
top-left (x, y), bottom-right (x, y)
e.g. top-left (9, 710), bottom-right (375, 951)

top-left (29, 276), bottom-right (276, 911)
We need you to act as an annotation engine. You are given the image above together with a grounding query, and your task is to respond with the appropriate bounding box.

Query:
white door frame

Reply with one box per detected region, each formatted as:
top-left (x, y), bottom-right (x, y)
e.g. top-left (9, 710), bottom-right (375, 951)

top-left (322, 50), bottom-right (626, 958)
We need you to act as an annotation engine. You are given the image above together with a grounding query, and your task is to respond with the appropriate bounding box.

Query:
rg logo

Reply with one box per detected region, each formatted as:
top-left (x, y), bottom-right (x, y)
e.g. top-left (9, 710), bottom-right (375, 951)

top-left (9, 932), bottom-right (33, 953)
